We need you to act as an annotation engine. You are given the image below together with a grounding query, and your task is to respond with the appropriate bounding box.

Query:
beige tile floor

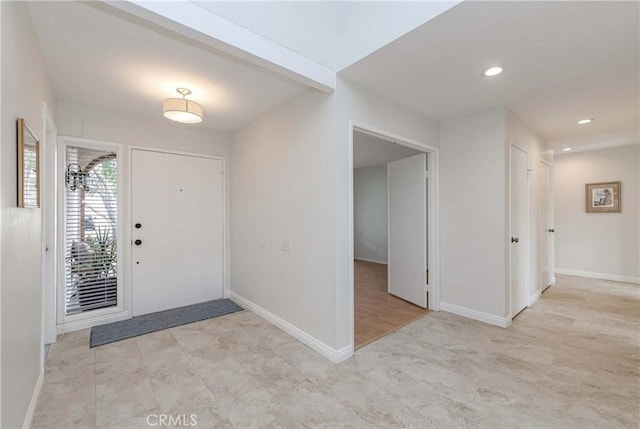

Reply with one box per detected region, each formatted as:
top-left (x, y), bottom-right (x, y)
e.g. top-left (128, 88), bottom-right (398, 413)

top-left (33, 275), bottom-right (639, 428)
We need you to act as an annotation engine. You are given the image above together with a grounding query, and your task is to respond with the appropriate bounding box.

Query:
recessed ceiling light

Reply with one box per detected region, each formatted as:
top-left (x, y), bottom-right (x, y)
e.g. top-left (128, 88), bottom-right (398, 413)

top-left (577, 118), bottom-right (593, 125)
top-left (483, 66), bottom-right (503, 77)
top-left (562, 147), bottom-right (573, 152)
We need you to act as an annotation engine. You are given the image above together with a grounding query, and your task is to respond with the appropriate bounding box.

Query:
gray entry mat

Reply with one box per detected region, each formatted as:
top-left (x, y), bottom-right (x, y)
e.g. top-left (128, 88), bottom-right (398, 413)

top-left (90, 298), bottom-right (243, 347)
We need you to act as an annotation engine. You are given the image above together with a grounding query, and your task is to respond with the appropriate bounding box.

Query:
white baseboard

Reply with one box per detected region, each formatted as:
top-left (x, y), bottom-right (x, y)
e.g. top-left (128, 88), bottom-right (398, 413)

top-left (440, 302), bottom-right (511, 328)
top-left (354, 257), bottom-right (387, 265)
top-left (229, 291), bottom-right (353, 364)
top-left (555, 268), bottom-right (640, 284)
top-left (57, 310), bottom-right (130, 334)
top-left (528, 290), bottom-right (542, 306)
top-left (23, 370), bottom-right (44, 429)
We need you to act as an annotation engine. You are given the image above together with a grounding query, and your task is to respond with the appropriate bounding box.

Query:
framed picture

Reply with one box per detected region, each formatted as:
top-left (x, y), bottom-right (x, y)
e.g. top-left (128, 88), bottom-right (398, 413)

top-left (585, 181), bottom-right (621, 213)
top-left (17, 118), bottom-right (40, 208)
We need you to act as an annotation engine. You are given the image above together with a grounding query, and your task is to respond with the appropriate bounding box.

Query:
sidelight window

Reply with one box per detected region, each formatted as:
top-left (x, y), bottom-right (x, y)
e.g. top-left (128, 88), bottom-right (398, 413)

top-left (63, 146), bottom-right (118, 315)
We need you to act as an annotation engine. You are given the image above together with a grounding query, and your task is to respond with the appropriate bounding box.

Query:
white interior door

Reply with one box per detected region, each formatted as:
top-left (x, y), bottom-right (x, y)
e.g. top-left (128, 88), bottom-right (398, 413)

top-left (131, 150), bottom-right (224, 316)
top-left (510, 146), bottom-right (529, 316)
top-left (539, 161), bottom-right (554, 289)
top-left (388, 153), bottom-right (427, 308)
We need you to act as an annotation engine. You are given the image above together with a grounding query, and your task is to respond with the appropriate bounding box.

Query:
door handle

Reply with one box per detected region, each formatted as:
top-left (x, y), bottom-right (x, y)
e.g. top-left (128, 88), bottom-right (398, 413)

top-left (134, 239), bottom-right (142, 246)
top-left (548, 228), bottom-right (555, 233)
top-left (511, 237), bottom-right (519, 243)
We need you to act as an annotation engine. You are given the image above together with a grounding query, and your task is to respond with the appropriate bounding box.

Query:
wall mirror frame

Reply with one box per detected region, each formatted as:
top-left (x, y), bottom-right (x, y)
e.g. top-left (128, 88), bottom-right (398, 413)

top-left (17, 117), bottom-right (40, 208)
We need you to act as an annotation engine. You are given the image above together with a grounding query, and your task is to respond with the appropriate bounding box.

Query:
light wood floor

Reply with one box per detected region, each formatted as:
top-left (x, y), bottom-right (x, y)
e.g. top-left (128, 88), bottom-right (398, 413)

top-left (354, 260), bottom-right (428, 349)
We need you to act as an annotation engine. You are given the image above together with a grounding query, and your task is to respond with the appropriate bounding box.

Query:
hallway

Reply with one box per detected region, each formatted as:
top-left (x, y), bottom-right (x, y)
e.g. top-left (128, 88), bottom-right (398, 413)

top-left (33, 274), bottom-right (639, 428)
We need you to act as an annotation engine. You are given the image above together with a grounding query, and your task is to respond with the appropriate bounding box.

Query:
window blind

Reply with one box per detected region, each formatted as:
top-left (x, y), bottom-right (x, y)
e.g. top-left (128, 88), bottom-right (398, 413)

top-left (64, 146), bottom-right (118, 315)
top-left (23, 145), bottom-right (39, 206)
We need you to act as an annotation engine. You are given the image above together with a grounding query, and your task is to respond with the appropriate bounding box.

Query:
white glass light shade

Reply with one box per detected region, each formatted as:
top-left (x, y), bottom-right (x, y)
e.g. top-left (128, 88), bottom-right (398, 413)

top-left (163, 98), bottom-right (203, 124)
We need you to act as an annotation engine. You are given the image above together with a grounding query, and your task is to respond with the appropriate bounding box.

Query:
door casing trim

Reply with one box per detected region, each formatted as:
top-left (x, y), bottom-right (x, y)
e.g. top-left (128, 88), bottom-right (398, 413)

top-left (56, 136), bottom-right (125, 330)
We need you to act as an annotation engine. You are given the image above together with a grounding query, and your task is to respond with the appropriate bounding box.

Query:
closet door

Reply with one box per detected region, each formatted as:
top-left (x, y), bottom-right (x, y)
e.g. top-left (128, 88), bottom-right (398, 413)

top-left (539, 161), bottom-right (554, 289)
top-left (510, 145), bottom-right (529, 316)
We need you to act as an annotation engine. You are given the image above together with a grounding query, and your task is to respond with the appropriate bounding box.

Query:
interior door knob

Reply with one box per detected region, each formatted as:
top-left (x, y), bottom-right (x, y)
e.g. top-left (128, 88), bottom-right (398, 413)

top-left (511, 237), bottom-right (519, 243)
top-left (134, 239), bottom-right (142, 246)
top-left (549, 228), bottom-right (555, 233)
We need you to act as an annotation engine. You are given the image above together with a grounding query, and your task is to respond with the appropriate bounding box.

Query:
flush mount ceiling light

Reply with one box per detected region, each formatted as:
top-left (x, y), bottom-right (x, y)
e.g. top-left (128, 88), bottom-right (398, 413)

top-left (562, 147), bottom-right (573, 152)
top-left (577, 118), bottom-right (593, 125)
top-left (482, 66), bottom-right (503, 77)
top-left (163, 88), bottom-right (203, 124)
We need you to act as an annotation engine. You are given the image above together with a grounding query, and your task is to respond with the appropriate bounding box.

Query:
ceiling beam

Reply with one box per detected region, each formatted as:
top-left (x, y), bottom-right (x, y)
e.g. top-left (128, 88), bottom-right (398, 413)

top-left (106, 1), bottom-right (336, 93)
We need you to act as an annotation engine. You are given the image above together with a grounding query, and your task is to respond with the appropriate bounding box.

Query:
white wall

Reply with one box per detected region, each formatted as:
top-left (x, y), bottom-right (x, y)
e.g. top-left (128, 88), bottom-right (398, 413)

top-left (506, 110), bottom-right (549, 301)
top-left (231, 77), bottom-right (439, 355)
top-left (336, 77), bottom-right (440, 347)
top-left (231, 89), bottom-right (339, 348)
top-left (55, 100), bottom-right (232, 321)
top-left (56, 100), bottom-right (231, 156)
top-left (1, 2), bottom-right (56, 427)
top-left (554, 145), bottom-right (639, 281)
top-left (440, 107), bottom-right (509, 320)
top-left (439, 107), bottom-right (550, 323)
top-left (354, 165), bottom-right (387, 264)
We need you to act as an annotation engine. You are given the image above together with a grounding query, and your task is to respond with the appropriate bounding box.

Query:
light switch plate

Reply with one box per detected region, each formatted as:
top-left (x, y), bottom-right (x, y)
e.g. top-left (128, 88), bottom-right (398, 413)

top-left (281, 240), bottom-right (291, 252)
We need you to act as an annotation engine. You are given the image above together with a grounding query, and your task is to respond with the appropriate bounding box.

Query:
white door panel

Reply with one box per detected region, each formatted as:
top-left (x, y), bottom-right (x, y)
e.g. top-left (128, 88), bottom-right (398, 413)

top-left (539, 161), bottom-right (554, 289)
top-left (388, 153), bottom-right (427, 308)
top-left (510, 146), bottom-right (529, 316)
top-left (131, 150), bottom-right (224, 316)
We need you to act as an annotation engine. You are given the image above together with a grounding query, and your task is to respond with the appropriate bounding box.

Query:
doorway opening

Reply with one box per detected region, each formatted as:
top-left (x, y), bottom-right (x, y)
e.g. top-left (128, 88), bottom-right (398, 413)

top-left (350, 124), bottom-right (439, 350)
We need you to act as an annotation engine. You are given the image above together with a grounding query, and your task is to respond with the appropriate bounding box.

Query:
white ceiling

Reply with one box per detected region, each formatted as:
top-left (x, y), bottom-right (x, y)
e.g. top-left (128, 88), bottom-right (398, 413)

top-left (341, 1), bottom-right (640, 148)
top-left (354, 131), bottom-right (422, 169)
top-left (193, 1), bottom-right (459, 70)
top-left (193, 1), bottom-right (338, 69)
top-left (27, 1), bottom-right (307, 131)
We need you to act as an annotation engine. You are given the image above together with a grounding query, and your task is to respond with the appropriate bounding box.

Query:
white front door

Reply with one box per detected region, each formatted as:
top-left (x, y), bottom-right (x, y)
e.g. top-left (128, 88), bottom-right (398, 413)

top-left (388, 153), bottom-right (427, 308)
top-left (131, 149), bottom-right (224, 316)
top-left (539, 161), bottom-right (554, 289)
top-left (510, 146), bottom-right (529, 317)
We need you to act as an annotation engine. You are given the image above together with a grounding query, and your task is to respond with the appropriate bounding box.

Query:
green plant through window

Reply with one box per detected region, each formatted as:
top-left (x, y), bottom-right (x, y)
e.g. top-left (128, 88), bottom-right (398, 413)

top-left (65, 149), bottom-right (118, 314)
